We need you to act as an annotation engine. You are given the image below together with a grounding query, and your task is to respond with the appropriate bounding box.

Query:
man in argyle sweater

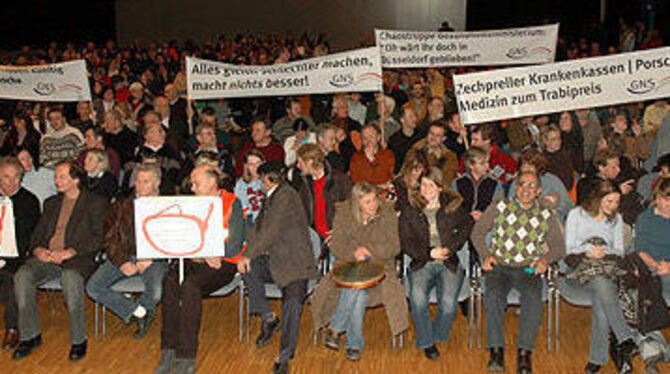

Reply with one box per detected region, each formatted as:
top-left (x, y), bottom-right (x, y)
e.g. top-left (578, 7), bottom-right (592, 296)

top-left (472, 171), bottom-right (565, 374)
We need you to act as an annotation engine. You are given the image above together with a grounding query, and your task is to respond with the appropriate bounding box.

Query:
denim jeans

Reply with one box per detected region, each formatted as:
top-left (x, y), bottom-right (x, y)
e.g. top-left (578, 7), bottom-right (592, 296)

top-left (14, 258), bottom-right (87, 344)
top-left (329, 288), bottom-right (369, 350)
top-left (86, 259), bottom-right (168, 323)
top-left (566, 276), bottom-right (636, 365)
top-left (408, 262), bottom-right (464, 348)
top-left (484, 266), bottom-right (544, 351)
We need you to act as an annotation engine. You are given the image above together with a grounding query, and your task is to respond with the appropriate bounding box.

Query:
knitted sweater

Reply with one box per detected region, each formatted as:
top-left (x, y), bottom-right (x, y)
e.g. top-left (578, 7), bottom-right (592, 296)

top-left (472, 198), bottom-right (565, 267)
top-left (39, 126), bottom-right (84, 168)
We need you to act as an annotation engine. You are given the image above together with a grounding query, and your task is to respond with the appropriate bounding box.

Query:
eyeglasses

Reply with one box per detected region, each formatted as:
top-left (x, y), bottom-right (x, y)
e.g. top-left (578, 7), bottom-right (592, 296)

top-left (518, 181), bottom-right (538, 189)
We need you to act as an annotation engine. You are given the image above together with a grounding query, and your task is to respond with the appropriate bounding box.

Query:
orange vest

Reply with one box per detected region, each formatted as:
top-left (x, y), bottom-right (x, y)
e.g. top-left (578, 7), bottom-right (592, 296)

top-left (220, 189), bottom-right (246, 264)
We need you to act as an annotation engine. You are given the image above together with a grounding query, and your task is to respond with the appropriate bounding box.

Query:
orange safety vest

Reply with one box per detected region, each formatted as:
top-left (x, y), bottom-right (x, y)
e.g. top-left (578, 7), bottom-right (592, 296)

top-left (220, 189), bottom-right (246, 264)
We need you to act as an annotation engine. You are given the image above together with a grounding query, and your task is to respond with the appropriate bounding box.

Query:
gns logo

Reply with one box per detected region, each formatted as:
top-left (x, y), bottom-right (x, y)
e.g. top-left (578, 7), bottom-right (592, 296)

top-left (626, 77), bottom-right (670, 95)
top-left (329, 74), bottom-right (354, 88)
top-left (33, 82), bottom-right (55, 96)
top-left (626, 79), bottom-right (656, 94)
top-left (506, 48), bottom-right (528, 60)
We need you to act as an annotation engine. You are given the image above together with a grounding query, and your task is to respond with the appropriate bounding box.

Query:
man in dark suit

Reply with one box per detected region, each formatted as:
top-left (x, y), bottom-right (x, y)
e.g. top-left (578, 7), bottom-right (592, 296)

top-left (0, 157), bottom-right (40, 350)
top-left (238, 161), bottom-right (319, 374)
top-left (13, 160), bottom-right (109, 361)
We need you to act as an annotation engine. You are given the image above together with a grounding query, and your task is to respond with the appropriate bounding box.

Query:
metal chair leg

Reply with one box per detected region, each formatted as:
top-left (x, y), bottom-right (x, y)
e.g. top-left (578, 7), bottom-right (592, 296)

top-left (476, 271), bottom-right (483, 350)
top-left (469, 293), bottom-right (474, 350)
top-left (94, 302), bottom-right (99, 338)
top-left (555, 287), bottom-right (560, 351)
top-left (238, 282), bottom-right (243, 342)
top-left (547, 285), bottom-right (552, 352)
top-left (102, 305), bottom-right (106, 336)
top-left (245, 290), bottom-right (250, 343)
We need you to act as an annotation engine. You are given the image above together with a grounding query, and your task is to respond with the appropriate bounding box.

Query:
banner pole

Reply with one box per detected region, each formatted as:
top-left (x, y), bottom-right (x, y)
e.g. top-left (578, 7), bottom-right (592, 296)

top-left (179, 258), bottom-right (184, 285)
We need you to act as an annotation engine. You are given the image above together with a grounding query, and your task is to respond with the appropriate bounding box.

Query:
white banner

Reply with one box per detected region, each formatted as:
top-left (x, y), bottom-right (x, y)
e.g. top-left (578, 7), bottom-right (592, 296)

top-left (454, 47), bottom-right (670, 125)
top-left (376, 24), bottom-right (558, 68)
top-left (0, 198), bottom-right (17, 258)
top-left (0, 60), bottom-right (91, 102)
top-left (187, 47), bottom-right (382, 100)
top-left (135, 196), bottom-right (226, 259)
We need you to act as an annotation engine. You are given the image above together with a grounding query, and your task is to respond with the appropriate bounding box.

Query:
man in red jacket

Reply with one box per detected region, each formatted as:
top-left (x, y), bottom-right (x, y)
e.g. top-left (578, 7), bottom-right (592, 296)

top-left (235, 118), bottom-right (285, 177)
top-left (459, 124), bottom-right (517, 185)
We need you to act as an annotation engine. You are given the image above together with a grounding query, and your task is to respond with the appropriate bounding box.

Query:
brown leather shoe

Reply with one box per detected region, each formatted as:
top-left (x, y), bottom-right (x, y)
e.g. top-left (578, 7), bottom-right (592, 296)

top-left (2, 329), bottom-right (19, 351)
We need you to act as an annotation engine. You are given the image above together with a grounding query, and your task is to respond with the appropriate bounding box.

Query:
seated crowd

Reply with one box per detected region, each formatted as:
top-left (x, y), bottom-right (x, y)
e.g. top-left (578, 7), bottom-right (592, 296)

top-left (0, 28), bottom-right (668, 374)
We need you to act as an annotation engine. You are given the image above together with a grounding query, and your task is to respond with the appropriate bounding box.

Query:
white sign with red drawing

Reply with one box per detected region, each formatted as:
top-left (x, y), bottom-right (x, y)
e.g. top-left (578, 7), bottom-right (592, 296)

top-left (0, 198), bottom-right (18, 258)
top-left (134, 196), bottom-right (226, 259)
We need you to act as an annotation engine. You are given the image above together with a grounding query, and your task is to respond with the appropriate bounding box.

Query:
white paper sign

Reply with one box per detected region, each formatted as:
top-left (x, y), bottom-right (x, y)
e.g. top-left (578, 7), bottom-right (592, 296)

top-left (0, 60), bottom-right (91, 102)
top-left (453, 46), bottom-right (670, 125)
top-left (135, 196), bottom-right (226, 259)
top-left (376, 24), bottom-right (558, 68)
top-left (0, 198), bottom-right (17, 258)
top-left (186, 47), bottom-right (383, 100)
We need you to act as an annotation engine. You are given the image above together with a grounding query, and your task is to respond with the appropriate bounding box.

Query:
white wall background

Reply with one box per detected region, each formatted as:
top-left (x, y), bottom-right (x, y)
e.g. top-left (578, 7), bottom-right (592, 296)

top-left (116, 0), bottom-right (467, 51)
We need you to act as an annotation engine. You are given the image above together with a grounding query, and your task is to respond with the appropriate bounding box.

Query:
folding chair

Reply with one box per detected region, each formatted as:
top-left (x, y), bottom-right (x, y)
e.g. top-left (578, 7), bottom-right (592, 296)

top-left (38, 277), bottom-right (105, 337)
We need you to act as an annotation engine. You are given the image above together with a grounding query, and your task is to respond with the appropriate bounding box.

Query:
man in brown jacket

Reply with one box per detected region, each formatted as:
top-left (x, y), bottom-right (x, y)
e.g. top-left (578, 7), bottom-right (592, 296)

top-left (85, 163), bottom-right (168, 339)
top-left (13, 160), bottom-right (109, 361)
top-left (237, 161), bottom-right (319, 374)
top-left (406, 122), bottom-right (459, 187)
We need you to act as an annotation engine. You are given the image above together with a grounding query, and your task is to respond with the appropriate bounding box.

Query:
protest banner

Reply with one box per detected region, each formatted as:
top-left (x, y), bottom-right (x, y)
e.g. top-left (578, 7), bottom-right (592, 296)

top-left (186, 47), bottom-right (382, 100)
top-left (376, 24), bottom-right (558, 68)
top-left (0, 198), bottom-right (17, 258)
top-left (453, 46), bottom-right (670, 125)
top-left (135, 196), bottom-right (226, 259)
top-left (0, 60), bottom-right (91, 102)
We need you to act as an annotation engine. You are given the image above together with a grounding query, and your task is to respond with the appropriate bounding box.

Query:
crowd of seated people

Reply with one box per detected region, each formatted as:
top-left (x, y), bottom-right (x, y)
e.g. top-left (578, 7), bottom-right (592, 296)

top-left (0, 22), bottom-right (667, 374)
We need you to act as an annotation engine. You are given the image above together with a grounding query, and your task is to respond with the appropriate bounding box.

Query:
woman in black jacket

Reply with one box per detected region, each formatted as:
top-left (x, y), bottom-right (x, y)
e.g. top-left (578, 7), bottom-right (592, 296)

top-left (83, 149), bottom-right (118, 201)
top-left (399, 166), bottom-right (474, 359)
top-left (0, 110), bottom-right (41, 159)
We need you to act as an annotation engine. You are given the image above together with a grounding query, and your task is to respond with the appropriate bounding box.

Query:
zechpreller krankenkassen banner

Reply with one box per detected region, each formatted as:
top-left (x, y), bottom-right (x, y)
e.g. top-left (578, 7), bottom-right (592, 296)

top-left (187, 47), bottom-right (382, 100)
top-left (0, 60), bottom-right (91, 102)
top-left (376, 24), bottom-right (558, 68)
top-left (453, 46), bottom-right (670, 125)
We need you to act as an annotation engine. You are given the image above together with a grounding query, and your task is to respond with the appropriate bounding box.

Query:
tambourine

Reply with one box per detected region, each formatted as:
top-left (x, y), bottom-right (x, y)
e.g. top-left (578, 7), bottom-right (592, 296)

top-left (331, 259), bottom-right (386, 289)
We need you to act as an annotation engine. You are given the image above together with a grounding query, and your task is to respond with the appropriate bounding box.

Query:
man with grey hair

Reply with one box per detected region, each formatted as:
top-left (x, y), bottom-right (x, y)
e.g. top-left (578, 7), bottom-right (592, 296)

top-left (471, 171), bottom-right (565, 374)
top-left (316, 123), bottom-right (345, 172)
top-left (85, 163), bottom-right (168, 339)
top-left (0, 157), bottom-right (40, 350)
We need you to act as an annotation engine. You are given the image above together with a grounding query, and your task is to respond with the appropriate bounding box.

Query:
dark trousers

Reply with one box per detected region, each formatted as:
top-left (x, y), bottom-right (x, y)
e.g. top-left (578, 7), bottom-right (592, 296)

top-left (244, 255), bottom-right (308, 363)
top-left (484, 266), bottom-right (544, 351)
top-left (0, 269), bottom-right (17, 330)
top-left (161, 261), bottom-right (236, 359)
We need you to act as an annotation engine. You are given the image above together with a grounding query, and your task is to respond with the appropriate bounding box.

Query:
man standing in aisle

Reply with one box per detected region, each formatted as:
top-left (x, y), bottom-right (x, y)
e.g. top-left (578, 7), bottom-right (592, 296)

top-left (237, 161), bottom-right (319, 374)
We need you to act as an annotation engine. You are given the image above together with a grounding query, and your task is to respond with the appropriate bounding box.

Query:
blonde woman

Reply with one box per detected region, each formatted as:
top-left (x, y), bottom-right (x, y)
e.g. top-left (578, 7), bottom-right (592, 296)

top-left (310, 183), bottom-right (408, 361)
top-left (83, 149), bottom-right (118, 201)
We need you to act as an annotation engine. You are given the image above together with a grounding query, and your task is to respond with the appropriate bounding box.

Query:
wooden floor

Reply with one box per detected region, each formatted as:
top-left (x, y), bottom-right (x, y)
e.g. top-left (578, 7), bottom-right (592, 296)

top-left (0, 290), bottom-right (667, 374)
